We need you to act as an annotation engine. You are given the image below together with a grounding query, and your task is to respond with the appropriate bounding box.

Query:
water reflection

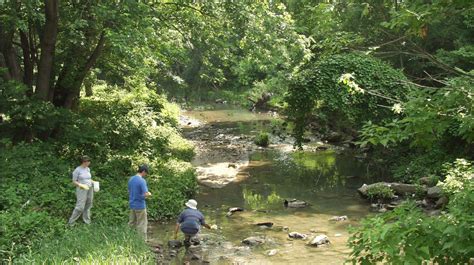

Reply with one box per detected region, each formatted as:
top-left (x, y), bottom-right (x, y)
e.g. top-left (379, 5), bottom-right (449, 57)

top-left (246, 150), bottom-right (362, 195)
top-left (242, 189), bottom-right (282, 210)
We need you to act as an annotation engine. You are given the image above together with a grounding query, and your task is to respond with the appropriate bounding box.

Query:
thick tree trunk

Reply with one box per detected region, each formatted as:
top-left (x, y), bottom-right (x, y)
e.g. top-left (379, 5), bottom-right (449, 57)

top-left (0, 29), bottom-right (22, 82)
top-left (35, 0), bottom-right (59, 101)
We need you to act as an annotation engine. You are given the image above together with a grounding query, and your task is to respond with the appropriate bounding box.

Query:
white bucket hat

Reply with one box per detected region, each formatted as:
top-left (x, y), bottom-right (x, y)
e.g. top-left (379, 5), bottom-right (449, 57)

top-left (185, 199), bottom-right (198, 209)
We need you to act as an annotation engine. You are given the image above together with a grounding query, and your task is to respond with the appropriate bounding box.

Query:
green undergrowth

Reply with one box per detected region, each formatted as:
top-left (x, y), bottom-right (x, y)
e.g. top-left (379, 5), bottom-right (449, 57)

top-left (0, 82), bottom-right (197, 262)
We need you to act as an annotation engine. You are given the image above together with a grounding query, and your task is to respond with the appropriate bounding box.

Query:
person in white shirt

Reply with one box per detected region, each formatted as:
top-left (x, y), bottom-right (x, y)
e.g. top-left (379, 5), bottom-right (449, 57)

top-left (68, 155), bottom-right (94, 225)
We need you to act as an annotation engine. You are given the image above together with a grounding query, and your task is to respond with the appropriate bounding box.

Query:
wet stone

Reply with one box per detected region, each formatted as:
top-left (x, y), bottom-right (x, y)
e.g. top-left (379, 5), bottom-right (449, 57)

top-left (329, 215), bottom-right (348, 221)
top-left (267, 249), bottom-right (278, 256)
top-left (168, 240), bottom-right (183, 249)
top-left (256, 222), bottom-right (273, 228)
top-left (386, 204), bottom-right (398, 210)
top-left (284, 199), bottom-right (309, 208)
top-left (242, 236), bottom-right (265, 246)
top-left (427, 186), bottom-right (443, 199)
top-left (435, 196), bottom-right (449, 208)
top-left (226, 207), bottom-right (244, 217)
top-left (288, 232), bottom-right (307, 239)
top-left (309, 235), bottom-right (330, 247)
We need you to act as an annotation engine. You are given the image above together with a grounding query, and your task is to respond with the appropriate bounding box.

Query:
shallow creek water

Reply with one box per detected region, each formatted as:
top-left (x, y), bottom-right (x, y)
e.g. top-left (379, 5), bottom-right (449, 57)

top-left (150, 107), bottom-right (379, 265)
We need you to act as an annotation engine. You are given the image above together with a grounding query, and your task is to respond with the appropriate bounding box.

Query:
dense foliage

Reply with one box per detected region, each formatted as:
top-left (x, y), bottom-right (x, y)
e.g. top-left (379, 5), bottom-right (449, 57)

top-left (151, 2), bottom-right (311, 108)
top-left (358, 74), bottom-right (474, 149)
top-left (349, 160), bottom-right (474, 264)
top-left (286, 53), bottom-right (407, 146)
top-left (1, 0), bottom-right (473, 263)
top-left (283, 1), bottom-right (474, 262)
top-left (0, 83), bottom-right (196, 262)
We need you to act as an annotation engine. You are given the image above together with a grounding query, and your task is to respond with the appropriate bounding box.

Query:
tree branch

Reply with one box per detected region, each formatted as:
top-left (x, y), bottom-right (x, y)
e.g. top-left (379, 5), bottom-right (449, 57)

top-left (82, 30), bottom-right (106, 74)
top-left (408, 40), bottom-right (474, 79)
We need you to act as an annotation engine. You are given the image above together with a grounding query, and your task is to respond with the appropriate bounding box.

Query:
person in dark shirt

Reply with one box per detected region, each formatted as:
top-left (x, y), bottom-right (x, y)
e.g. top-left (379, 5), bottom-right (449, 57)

top-left (174, 199), bottom-right (210, 245)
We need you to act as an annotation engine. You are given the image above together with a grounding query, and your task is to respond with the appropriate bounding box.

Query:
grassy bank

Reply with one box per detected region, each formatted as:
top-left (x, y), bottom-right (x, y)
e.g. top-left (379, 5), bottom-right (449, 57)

top-left (15, 225), bottom-right (153, 264)
top-left (0, 83), bottom-right (196, 263)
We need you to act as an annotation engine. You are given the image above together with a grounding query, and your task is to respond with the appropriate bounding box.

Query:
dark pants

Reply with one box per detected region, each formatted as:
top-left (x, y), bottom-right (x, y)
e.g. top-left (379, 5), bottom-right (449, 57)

top-left (181, 227), bottom-right (199, 246)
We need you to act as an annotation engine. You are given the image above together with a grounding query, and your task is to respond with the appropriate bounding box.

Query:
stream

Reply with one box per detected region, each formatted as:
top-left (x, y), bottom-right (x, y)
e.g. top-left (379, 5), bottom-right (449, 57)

top-left (150, 106), bottom-right (381, 265)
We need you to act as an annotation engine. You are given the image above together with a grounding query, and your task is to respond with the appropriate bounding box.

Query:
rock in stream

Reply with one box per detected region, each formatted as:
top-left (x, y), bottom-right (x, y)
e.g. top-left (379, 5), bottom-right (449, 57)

top-left (308, 235), bottom-right (330, 247)
top-left (226, 207), bottom-right (244, 217)
top-left (329, 215), bottom-right (348, 222)
top-left (288, 232), bottom-right (307, 239)
top-left (284, 199), bottom-right (309, 208)
top-left (242, 236), bottom-right (265, 246)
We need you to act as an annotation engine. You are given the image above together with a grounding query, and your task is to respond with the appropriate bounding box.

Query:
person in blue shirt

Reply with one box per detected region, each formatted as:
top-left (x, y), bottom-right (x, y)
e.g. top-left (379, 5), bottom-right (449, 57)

top-left (174, 199), bottom-right (211, 246)
top-left (128, 164), bottom-right (151, 241)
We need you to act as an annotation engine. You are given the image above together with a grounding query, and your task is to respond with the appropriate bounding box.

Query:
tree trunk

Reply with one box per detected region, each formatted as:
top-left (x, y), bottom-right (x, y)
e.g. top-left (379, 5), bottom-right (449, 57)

top-left (84, 75), bottom-right (93, 97)
top-left (0, 29), bottom-right (22, 82)
top-left (54, 31), bottom-right (105, 109)
top-left (19, 30), bottom-right (34, 90)
top-left (35, 0), bottom-right (59, 101)
top-left (0, 54), bottom-right (12, 81)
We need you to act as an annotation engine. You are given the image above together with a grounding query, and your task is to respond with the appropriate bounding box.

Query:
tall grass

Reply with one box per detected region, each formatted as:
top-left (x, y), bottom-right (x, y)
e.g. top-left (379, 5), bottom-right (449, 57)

top-left (16, 224), bottom-right (154, 264)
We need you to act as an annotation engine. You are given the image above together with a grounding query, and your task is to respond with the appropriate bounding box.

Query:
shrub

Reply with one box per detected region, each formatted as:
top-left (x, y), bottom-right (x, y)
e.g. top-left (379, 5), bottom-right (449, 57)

top-left (254, 132), bottom-right (270, 147)
top-left (0, 209), bottom-right (66, 260)
top-left (0, 82), bottom-right (69, 141)
top-left (365, 184), bottom-right (395, 201)
top-left (148, 159), bottom-right (197, 219)
top-left (349, 160), bottom-right (474, 264)
top-left (438, 159), bottom-right (474, 195)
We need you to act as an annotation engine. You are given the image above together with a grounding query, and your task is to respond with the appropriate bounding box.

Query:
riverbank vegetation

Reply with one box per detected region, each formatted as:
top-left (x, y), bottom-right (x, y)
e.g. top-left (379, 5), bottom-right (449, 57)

top-left (282, 1), bottom-right (473, 263)
top-left (1, 0), bottom-right (473, 263)
top-left (0, 83), bottom-right (196, 262)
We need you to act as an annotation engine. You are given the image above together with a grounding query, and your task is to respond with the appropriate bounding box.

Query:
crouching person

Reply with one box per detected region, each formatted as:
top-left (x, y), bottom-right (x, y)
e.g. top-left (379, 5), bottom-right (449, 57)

top-left (174, 199), bottom-right (210, 246)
